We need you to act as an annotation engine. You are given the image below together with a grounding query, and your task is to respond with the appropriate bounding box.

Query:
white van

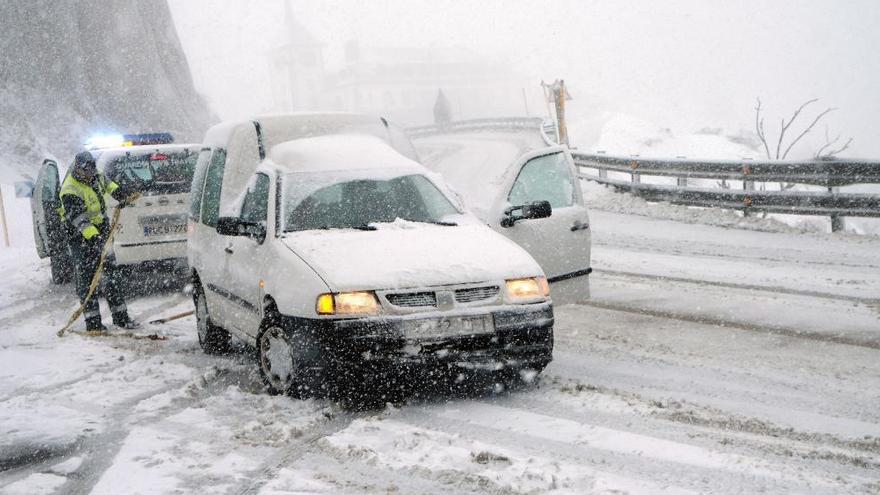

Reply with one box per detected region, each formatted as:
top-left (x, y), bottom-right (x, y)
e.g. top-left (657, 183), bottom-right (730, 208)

top-left (187, 114), bottom-right (554, 396)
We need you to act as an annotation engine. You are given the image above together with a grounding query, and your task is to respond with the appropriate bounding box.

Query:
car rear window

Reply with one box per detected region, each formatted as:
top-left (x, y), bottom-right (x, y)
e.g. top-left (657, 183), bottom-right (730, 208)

top-left (105, 150), bottom-right (198, 195)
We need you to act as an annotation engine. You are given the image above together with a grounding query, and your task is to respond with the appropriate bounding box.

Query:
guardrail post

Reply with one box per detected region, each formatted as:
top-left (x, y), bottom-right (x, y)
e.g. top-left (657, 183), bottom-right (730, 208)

top-left (741, 164), bottom-right (754, 217)
top-left (828, 186), bottom-right (843, 232)
top-left (742, 164), bottom-right (754, 191)
top-left (598, 168), bottom-right (607, 179)
top-left (677, 177), bottom-right (687, 187)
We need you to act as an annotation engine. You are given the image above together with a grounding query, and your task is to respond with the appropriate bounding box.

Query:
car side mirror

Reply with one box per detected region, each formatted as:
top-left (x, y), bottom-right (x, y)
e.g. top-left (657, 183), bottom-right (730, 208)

top-left (216, 216), bottom-right (266, 242)
top-left (501, 200), bottom-right (552, 227)
top-left (216, 216), bottom-right (242, 236)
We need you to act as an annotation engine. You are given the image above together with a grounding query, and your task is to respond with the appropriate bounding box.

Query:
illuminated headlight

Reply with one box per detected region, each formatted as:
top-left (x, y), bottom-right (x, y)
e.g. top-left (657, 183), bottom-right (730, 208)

top-left (505, 277), bottom-right (550, 303)
top-left (316, 291), bottom-right (380, 315)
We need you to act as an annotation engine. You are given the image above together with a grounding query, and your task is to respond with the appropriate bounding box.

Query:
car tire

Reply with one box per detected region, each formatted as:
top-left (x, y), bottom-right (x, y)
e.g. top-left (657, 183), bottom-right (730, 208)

top-left (49, 252), bottom-right (73, 284)
top-left (194, 283), bottom-right (231, 354)
top-left (257, 311), bottom-right (324, 398)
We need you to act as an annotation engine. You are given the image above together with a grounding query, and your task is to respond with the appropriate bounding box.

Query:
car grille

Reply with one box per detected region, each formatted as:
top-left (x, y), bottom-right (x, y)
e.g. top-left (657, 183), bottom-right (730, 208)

top-left (386, 291), bottom-right (437, 308)
top-left (454, 286), bottom-right (500, 303)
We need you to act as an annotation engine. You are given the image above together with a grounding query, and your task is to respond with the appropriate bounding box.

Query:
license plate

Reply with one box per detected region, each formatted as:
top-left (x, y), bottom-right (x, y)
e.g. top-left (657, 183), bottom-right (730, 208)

top-left (402, 315), bottom-right (494, 340)
top-left (143, 223), bottom-right (186, 236)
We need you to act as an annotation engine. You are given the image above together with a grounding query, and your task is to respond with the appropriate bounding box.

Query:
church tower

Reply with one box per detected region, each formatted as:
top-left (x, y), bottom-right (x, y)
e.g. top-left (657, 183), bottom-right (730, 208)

top-left (268, 0), bottom-right (325, 111)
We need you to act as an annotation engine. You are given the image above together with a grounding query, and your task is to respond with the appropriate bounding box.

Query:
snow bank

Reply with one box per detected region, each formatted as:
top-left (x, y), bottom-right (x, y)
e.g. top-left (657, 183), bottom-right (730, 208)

top-left (569, 112), bottom-right (880, 235)
top-left (588, 113), bottom-right (759, 159)
top-left (580, 180), bottom-right (826, 234)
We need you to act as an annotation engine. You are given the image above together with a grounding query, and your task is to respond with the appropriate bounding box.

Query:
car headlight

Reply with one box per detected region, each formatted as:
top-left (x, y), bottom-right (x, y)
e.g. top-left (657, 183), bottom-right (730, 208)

top-left (316, 291), bottom-right (380, 315)
top-left (505, 277), bottom-right (550, 303)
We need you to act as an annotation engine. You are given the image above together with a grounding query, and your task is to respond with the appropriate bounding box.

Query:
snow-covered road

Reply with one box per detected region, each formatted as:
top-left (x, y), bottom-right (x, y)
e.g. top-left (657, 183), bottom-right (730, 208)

top-left (1, 131), bottom-right (879, 494)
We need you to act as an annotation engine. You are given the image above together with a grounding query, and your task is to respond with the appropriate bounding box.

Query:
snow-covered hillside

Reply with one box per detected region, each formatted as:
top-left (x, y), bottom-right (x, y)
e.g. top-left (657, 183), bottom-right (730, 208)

top-left (0, 1), bottom-right (211, 183)
top-left (568, 112), bottom-right (761, 159)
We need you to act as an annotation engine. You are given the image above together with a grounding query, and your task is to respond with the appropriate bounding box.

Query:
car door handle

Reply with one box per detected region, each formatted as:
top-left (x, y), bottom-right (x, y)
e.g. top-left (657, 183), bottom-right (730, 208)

top-left (571, 220), bottom-right (590, 231)
top-left (224, 246), bottom-right (234, 254)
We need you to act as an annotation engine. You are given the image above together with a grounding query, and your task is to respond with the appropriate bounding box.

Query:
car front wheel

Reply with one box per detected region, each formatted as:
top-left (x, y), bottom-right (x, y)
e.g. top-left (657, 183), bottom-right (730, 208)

top-left (259, 325), bottom-right (298, 395)
top-left (257, 314), bottom-right (324, 398)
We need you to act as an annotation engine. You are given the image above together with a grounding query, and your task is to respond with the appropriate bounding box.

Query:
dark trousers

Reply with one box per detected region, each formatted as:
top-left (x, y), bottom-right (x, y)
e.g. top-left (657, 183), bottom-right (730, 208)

top-left (68, 237), bottom-right (129, 328)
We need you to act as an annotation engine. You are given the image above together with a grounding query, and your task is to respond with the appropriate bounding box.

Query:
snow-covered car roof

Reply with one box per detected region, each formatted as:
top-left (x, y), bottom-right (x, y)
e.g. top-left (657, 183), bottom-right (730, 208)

top-left (202, 112), bottom-right (393, 149)
top-left (266, 134), bottom-right (423, 174)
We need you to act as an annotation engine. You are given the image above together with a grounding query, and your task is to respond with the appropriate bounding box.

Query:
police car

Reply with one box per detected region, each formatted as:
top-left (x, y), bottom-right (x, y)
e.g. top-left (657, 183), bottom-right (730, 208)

top-left (188, 114), bottom-right (554, 396)
top-left (30, 133), bottom-right (200, 283)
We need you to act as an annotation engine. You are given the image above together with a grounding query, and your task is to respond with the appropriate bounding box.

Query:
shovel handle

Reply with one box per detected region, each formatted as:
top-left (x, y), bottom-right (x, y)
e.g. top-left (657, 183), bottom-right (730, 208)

top-left (149, 310), bottom-right (195, 325)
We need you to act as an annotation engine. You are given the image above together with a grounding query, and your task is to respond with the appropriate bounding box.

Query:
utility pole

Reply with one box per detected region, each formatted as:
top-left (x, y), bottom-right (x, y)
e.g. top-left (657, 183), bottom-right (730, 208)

top-left (541, 80), bottom-right (572, 146)
top-left (555, 80), bottom-right (569, 146)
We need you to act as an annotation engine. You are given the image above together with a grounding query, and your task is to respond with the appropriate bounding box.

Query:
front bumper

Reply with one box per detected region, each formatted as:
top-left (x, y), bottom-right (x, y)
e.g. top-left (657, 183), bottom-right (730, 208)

top-left (114, 238), bottom-right (187, 265)
top-left (279, 303), bottom-right (553, 370)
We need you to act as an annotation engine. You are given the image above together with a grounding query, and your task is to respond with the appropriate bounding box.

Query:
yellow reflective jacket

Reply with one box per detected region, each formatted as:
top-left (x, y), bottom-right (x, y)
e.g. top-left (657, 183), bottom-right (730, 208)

top-left (59, 173), bottom-right (120, 240)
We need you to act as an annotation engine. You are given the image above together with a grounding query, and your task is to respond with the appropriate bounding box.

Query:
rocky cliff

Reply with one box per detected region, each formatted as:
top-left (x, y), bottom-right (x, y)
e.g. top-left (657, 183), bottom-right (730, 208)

top-left (0, 0), bottom-right (212, 181)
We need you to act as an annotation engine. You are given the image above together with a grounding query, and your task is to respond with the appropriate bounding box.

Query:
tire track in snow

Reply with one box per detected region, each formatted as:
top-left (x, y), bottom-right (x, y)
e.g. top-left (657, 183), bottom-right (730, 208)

top-left (594, 267), bottom-right (880, 305)
top-left (580, 299), bottom-right (880, 349)
top-left (591, 236), bottom-right (880, 271)
top-left (0, 292), bottom-right (77, 333)
top-left (514, 378), bottom-right (880, 471)
top-left (232, 409), bottom-right (367, 495)
top-left (0, 294), bottom-right (192, 403)
top-left (391, 401), bottom-right (857, 493)
top-left (56, 364), bottom-right (247, 495)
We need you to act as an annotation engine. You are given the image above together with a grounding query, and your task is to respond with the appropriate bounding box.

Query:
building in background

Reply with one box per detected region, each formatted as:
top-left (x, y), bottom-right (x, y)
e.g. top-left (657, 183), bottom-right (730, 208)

top-left (267, 2), bottom-right (325, 113)
top-left (268, 7), bottom-right (540, 126)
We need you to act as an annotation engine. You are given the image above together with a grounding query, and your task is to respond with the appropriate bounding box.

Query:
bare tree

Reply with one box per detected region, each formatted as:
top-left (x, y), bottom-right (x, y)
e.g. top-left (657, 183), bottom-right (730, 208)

top-left (754, 98), bottom-right (849, 160)
top-left (814, 126), bottom-right (853, 159)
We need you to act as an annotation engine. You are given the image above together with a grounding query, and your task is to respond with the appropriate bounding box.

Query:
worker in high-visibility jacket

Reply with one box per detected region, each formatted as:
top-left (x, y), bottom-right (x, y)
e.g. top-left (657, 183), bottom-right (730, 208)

top-left (60, 151), bottom-right (140, 331)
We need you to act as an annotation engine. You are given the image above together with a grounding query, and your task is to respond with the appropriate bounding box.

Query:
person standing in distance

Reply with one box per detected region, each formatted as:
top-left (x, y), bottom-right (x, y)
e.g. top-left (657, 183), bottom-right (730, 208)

top-left (60, 151), bottom-right (140, 331)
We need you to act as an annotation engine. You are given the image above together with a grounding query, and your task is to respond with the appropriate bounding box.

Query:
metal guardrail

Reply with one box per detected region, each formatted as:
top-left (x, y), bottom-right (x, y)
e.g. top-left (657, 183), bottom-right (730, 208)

top-left (409, 117), bottom-right (880, 230)
top-left (573, 153), bottom-right (880, 226)
top-left (574, 153), bottom-right (880, 188)
top-left (543, 119), bottom-right (880, 228)
top-left (406, 117), bottom-right (544, 138)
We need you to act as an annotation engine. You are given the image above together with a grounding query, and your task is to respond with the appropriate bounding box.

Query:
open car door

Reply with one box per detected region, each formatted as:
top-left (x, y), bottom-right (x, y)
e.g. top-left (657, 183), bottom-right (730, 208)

top-left (30, 159), bottom-right (73, 283)
top-left (489, 147), bottom-right (592, 304)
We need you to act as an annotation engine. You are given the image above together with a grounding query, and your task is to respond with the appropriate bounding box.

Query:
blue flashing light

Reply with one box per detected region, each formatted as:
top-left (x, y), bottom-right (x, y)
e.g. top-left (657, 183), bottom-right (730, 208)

top-left (84, 133), bottom-right (125, 149)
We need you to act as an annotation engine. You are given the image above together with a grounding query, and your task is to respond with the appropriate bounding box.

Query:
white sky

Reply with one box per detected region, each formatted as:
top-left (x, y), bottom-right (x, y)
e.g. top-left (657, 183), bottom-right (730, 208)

top-left (168, 0), bottom-right (880, 157)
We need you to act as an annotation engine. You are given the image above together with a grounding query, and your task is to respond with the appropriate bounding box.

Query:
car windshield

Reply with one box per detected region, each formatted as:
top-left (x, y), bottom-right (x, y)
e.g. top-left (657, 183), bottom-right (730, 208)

top-left (104, 150), bottom-right (198, 195)
top-left (281, 169), bottom-right (460, 232)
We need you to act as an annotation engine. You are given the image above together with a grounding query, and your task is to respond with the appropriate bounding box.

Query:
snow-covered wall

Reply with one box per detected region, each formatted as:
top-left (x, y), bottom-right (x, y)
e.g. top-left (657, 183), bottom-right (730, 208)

top-left (0, 0), bottom-right (212, 182)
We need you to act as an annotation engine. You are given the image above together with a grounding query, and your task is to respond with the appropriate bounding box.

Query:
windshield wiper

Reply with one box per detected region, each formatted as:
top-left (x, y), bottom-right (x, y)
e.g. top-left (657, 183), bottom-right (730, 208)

top-left (404, 219), bottom-right (458, 226)
top-left (310, 224), bottom-right (377, 231)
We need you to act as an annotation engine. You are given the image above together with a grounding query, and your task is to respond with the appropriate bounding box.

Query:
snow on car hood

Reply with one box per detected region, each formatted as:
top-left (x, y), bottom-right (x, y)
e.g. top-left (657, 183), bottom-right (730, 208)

top-left (280, 221), bottom-right (543, 292)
